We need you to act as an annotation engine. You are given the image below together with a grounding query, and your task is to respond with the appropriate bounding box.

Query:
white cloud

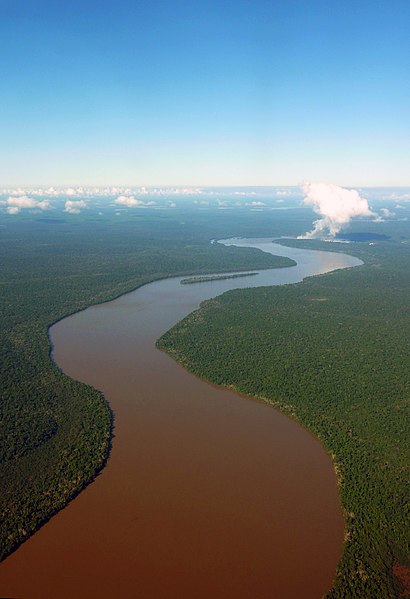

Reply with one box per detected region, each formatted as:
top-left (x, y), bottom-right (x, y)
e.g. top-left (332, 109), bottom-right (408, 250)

top-left (64, 200), bottom-right (86, 214)
top-left (8, 187), bottom-right (26, 196)
top-left (299, 182), bottom-right (375, 239)
top-left (384, 191), bottom-right (410, 201)
top-left (275, 190), bottom-right (293, 197)
top-left (37, 200), bottom-right (52, 210)
top-left (7, 195), bottom-right (37, 209)
top-left (380, 208), bottom-right (394, 218)
top-left (233, 191), bottom-right (257, 196)
top-left (2, 195), bottom-right (52, 214)
top-left (246, 200), bottom-right (266, 207)
top-left (114, 195), bottom-right (146, 207)
top-left (45, 187), bottom-right (58, 196)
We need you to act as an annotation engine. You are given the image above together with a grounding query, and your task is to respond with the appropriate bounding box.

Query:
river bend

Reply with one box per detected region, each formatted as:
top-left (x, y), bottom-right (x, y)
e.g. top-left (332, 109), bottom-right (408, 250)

top-left (0, 239), bottom-right (362, 599)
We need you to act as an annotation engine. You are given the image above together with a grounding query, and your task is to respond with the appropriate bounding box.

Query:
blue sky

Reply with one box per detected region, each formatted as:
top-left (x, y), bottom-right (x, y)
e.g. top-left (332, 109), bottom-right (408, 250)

top-left (1, 0), bottom-right (409, 186)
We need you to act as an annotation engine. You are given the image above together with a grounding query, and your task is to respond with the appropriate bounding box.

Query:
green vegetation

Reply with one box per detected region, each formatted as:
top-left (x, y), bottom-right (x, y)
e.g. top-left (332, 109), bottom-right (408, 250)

top-left (158, 239), bottom-right (410, 598)
top-left (2, 205), bottom-right (409, 597)
top-left (181, 272), bottom-right (259, 284)
top-left (0, 214), bottom-right (293, 561)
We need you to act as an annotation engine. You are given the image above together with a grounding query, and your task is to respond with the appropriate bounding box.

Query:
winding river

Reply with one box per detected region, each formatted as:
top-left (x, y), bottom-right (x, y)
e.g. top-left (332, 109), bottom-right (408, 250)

top-left (0, 239), bottom-right (362, 599)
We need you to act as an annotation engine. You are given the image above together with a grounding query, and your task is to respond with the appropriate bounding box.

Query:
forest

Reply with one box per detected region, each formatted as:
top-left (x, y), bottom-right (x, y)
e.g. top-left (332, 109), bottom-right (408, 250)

top-left (0, 210), bottom-right (293, 561)
top-left (158, 238), bottom-right (410, 598)
top-left (1, 205), bottom-right (409, 598)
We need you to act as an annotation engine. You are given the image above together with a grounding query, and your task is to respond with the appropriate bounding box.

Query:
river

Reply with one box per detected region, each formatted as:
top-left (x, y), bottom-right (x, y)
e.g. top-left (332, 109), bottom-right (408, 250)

top-left (0, 239), bottom-right (362, 599)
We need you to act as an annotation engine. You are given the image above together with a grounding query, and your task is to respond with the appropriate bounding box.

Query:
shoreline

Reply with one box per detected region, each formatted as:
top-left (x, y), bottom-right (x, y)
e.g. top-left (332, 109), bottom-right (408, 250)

top-left (1, 238), bottom-right (359, 598)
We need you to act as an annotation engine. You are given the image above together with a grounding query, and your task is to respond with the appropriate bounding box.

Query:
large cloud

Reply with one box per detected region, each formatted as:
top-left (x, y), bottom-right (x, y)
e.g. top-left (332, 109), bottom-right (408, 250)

top-left (299, 183), bottom-right (375, 238)
top-left (7, 196), bottom-right (38, 209)
top-left (114, 195), bottom-right (156, 207)
top-left (2, 196), bottom-right (52, 214)
top-left (115, 195), bottom-right (146, 207)
top-left (64, 200), bottom-right (86, 214)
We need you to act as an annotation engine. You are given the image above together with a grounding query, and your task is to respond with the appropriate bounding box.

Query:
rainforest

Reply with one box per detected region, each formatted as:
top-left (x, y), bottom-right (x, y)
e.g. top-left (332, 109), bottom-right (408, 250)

top-left (158, 236), bottom-right (410, 598)
top-left (0, 200), bottom-right (409, 598)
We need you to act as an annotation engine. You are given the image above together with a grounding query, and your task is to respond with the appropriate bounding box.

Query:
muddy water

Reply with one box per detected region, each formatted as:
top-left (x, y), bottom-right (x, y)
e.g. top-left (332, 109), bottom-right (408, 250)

top-left (0, 240), bottom-right (362, 599)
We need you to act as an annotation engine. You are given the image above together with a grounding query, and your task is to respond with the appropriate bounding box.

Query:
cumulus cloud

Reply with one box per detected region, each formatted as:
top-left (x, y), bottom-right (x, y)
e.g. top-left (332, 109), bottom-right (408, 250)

top-left (7, 206), bottom-right (20, 215)
top-left (2, 195), bottom-right (52, 214)
top-left (385, 191), bottom-right (410, 202)
top-left (64, 200), bottom-right (86, 214)
top-left (299, 182), bottom-right (375, 239)
top-left (114, 195), bottom-right (149, 207)
top-left (7, 195), bottom-right (38, 209)
top-left (7, 187), bottom-right (26, 196)
top-left (37, 200), bottom-right (52, 210)
top-left (372, 207), bottom-right (396, 223)
top-left (246, 200), bottom-right (266, 207)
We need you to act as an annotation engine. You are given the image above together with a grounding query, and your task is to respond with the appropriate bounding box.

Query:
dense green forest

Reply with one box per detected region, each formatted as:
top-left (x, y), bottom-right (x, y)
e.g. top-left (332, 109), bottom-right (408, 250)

top-left (2, 205), bottom-right (409, 597)
top-left (158, 239), bottom-right (410, 598)
top-left (0, 211), bottom-right (294, 561)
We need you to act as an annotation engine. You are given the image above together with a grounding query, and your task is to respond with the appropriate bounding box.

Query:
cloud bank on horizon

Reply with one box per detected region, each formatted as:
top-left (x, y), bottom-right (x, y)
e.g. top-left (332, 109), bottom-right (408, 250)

top-left (299, 183), bottom-right (375, 239)
top-left (0, 185), bottom-right (302, 215)
top-left (0, 183), bottom-right (408, 218)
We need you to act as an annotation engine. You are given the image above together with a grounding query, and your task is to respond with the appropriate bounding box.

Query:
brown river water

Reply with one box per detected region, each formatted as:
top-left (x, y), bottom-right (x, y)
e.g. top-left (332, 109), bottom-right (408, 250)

top-left (0, 239), bottom-right (362, 599)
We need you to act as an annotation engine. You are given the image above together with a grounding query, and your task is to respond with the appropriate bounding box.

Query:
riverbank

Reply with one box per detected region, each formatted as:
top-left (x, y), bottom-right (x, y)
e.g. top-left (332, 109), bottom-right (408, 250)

top-left (0, 239), bottom-right (358, 598)
top-left (0, 232), bottom-right (287, 563)
top-left (158, 239), bottom-right (410, 598)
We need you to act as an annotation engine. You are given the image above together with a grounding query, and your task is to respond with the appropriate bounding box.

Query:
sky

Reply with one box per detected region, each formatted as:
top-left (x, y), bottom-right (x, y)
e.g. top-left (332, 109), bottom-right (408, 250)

top-left (1, 0), bottom-right (409, 187)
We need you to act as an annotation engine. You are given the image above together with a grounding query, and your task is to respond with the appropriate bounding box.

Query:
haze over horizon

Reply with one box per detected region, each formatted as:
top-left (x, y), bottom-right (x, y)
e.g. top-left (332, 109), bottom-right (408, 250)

top-left (1, 0), bottom-right (409, 187)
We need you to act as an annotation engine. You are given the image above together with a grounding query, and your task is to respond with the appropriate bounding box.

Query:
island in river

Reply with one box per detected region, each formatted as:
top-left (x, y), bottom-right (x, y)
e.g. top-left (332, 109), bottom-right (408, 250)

top-left (181, 272), bottom-right (259, 284)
